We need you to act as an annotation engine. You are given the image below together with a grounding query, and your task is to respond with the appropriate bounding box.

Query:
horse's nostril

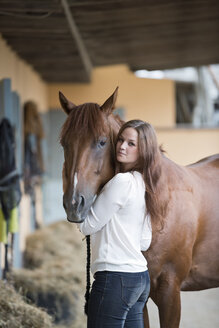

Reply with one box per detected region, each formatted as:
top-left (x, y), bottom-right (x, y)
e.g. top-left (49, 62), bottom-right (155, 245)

top-left (63, 200), bottom-right (67, 210)
top-left (79, 195), bottom-right (85, 210)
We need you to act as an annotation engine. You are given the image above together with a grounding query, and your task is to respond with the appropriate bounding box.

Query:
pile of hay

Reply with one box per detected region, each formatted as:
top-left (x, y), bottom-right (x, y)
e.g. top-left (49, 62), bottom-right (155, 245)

top-left (10, 221), bottom-right (87, 328)
top-left (0, 280), bottom-right (52, 328)
top-left (24, 221), bottom-right (84, 272)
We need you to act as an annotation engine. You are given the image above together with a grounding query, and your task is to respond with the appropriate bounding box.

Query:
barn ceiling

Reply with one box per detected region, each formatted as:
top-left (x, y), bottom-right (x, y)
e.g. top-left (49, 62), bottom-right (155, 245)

top-left (0, 0), bottom-right (219, 83)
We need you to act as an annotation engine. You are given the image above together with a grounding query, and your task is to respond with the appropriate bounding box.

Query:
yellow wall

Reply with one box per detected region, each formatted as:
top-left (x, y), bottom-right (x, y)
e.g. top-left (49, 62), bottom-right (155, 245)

top-left (156, 128), bottom-right (219, 165)
top-left (48, 64), bottom-right (175, 127)
top-left (0, 34), bottom-right (48, 112)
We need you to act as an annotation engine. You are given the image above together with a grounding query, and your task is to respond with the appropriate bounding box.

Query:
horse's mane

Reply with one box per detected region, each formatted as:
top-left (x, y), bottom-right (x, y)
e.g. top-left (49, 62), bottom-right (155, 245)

top-left (60, 103), bottom-right (107, 146)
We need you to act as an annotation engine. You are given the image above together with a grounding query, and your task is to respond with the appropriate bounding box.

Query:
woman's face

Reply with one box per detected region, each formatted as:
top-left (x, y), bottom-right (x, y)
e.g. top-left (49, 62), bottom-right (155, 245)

top-left (116, 127), bottom-right (139, 171)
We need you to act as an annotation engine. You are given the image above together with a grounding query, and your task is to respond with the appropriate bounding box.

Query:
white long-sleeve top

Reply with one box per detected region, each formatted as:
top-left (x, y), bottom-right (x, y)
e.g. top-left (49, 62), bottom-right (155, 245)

top-left (78, 171), bottom-right (152, 275)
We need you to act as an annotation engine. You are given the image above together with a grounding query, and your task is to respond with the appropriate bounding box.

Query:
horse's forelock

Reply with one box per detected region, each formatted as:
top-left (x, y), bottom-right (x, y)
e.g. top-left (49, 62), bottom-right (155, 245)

top-left (60, 102), bottom-right (107, 148)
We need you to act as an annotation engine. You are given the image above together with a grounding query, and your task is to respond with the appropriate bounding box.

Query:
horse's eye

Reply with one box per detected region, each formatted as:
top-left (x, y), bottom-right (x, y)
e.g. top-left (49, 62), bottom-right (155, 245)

top-left (98, 138), bottom-right (107, 148)
top-left (100, 140), bottom-right (106, 147)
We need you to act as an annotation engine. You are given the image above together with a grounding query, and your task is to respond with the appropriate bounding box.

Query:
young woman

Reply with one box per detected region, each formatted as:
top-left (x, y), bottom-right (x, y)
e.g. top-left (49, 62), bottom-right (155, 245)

top-left (78, 120), bottom-right (160, 328)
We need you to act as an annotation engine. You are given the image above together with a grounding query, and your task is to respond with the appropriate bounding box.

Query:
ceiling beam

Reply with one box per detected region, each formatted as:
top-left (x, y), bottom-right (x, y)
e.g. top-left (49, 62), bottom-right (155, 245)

top-left (60, 0), bottom-right (92, 81)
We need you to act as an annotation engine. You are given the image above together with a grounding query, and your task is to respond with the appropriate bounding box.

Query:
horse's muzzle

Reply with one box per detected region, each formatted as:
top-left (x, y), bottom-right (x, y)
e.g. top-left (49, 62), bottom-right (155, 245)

top-left (63, 192), bottom-right (89, 223)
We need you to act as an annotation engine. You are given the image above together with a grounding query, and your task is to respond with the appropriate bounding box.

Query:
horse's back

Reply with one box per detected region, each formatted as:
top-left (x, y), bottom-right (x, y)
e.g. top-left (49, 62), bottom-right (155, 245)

top-left (188, 153), bottom-right (219, 169)
top-left (187, 153), bottom-right (219, 191)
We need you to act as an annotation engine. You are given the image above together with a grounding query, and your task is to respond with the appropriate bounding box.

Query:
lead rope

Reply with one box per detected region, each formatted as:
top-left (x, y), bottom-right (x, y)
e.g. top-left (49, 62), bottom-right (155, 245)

top-left (84, 235), bottom-right (91, 315)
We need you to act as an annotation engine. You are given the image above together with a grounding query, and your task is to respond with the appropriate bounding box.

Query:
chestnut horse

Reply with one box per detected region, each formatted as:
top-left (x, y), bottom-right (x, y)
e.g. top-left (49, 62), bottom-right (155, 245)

top-left (59, 88), bottom-right (219, 328)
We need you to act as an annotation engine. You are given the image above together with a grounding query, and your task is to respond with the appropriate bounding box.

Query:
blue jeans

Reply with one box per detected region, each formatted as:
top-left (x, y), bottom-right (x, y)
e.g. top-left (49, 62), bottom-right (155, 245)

top-left (87, 270), bottom-right (150, 328)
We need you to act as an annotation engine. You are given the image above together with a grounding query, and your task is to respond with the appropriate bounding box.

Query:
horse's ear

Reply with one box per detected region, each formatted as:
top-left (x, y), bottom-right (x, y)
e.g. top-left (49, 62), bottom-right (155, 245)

top-left (59, 91), bottom-right (76, 115)
top-left (100, 87), bottom-right (119, 114)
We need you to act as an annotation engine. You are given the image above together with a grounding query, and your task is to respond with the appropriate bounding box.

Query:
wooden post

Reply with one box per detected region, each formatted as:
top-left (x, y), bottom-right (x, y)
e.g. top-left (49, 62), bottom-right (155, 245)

top-left (60, 0), bottom-right (92, 82)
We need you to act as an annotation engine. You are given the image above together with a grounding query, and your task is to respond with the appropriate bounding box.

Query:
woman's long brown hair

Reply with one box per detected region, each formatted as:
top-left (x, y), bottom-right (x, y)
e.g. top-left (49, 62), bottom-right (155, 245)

top-left (115, 120), bottom-right (167, 228)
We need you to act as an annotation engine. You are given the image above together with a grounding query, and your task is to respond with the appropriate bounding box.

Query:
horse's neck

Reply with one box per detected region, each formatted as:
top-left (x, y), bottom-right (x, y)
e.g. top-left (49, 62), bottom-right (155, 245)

top-left (154, 153), bottom-right (171, 199)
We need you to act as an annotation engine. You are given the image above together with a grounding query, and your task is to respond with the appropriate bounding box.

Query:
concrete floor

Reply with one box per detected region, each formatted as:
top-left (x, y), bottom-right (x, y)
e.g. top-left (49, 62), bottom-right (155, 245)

top-left (147, 288), bottom-right (219, 328)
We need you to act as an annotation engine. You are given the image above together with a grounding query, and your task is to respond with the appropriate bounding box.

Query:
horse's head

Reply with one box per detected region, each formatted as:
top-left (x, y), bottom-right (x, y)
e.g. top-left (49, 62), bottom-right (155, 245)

top-left (59, 88), bottom-right (122, 223)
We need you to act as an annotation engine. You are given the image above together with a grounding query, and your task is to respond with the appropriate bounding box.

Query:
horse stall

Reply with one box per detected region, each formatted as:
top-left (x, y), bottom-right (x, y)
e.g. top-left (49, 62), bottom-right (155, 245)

top-left (0, 1), bottom-right (219, 327)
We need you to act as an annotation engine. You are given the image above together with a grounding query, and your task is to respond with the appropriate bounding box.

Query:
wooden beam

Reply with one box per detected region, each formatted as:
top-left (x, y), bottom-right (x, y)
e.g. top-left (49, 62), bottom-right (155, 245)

top-left (60, 0), bottom-right (92, 81)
